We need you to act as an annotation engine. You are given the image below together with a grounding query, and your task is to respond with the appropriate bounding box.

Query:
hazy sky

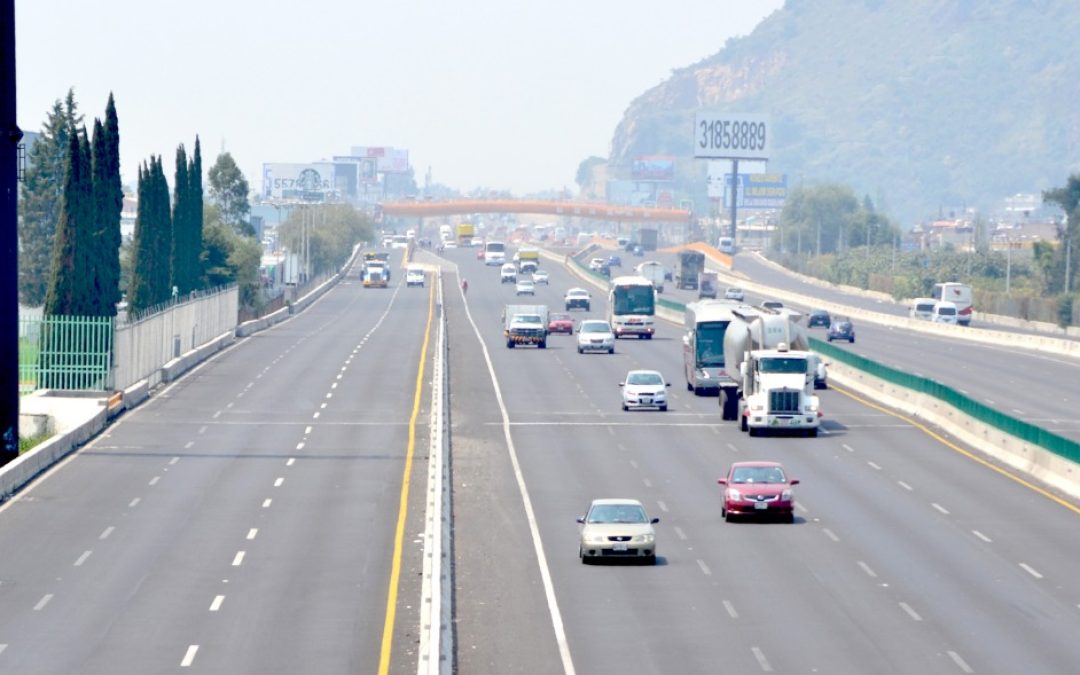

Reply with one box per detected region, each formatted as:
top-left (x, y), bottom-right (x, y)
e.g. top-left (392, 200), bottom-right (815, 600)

top-left (16, 1), bottom-right (783, 195)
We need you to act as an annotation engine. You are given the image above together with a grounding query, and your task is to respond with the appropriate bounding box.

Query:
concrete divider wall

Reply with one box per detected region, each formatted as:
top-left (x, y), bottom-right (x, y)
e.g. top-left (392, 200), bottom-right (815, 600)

top-left (3, 401), bottom-right (107, 501)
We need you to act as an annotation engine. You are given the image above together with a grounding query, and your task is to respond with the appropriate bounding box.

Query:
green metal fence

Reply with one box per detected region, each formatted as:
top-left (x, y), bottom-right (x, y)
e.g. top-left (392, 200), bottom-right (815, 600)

top-left (18, 315), bottom-right (114, 394)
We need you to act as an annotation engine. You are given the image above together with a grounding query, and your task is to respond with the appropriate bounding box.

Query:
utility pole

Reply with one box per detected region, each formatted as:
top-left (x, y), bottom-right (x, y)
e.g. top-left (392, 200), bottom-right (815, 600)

top-left (2, 0), bottom-right (21, 464)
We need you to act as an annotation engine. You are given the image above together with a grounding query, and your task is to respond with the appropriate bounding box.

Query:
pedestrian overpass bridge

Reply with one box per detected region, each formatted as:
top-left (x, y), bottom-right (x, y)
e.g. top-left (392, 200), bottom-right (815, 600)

top-left (381, 198), bottom-right (693, 223)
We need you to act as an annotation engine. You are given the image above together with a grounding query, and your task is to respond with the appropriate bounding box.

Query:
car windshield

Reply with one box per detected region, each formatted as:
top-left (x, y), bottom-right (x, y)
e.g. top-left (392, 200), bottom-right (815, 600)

top-left (731, 466), bottom-right (787, 484)
top-left (587, 504), bottom-right (648, 524)
top-left (568, 291), bottom-right (587, 298)
top-left (627, 372), bottom-right (663, 386)
top-left (581, 322), bottom-right (610, 333)
top-left (514, 315), bottom-right (542, 324)
top-left (612, 285), bottom-right (655, 315)
top-left (550, 313), bottom-right (569, 322)
top-left (518, 281), bottom-right (532, 286)
top-left (758, 357), bottom-right (807, 374)
top-left (695, 322), bottom-right (727, 367)
top-left (938, 307), bottom-right (956, 316)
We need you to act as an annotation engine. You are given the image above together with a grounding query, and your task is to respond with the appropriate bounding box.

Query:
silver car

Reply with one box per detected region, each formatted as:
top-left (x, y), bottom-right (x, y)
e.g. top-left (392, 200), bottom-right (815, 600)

top-left (620, 369), bottom-right (670, 411)
top-left (577, 498), bottom-right (658, 564)
top-left (577, 319), bottom-right (615, 354)
top-left (724, 287), bottom-right (745, 301)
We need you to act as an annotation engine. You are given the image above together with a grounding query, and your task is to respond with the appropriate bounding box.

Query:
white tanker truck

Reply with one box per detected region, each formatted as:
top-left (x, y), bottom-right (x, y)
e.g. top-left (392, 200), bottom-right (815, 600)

top-left (719, 306), bottom-right (823, 436)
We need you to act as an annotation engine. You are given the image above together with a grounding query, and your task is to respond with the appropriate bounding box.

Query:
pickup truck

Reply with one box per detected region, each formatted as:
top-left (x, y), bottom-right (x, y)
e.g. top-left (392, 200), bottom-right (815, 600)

top-left (504, 304), bottom-right (549, 349)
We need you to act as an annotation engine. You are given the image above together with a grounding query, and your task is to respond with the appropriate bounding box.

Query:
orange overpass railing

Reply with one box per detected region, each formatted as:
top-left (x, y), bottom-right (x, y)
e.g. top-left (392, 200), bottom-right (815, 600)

top-left (381, 199), bottom-right (693, 223)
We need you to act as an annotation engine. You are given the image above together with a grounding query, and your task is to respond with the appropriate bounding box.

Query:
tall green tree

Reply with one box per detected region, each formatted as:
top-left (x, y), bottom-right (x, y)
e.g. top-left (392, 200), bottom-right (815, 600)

top-left (18, 90), bottom-right (82, 306)
top-left (129, 157), bottom-right (174, 312)
top-left (208, 152), bottom-right (252, 235)
top-left (171, 144), bottom-right (192, 293)
top-left (1044, 174), bottom-right (1080, 293)
top-left (44, 129), bottom-right (93, 314)
top-left (189, 137), bottom-right (204, 287)
top-left (97, 93), bottom-right (123, 315)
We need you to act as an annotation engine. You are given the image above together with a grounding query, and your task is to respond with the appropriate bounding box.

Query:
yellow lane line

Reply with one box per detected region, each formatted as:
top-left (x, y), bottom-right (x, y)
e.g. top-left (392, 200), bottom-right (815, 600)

top-left (832, 384), bottom-right (1080, 516)
top-left (377, 278), bottom-right (435, 674)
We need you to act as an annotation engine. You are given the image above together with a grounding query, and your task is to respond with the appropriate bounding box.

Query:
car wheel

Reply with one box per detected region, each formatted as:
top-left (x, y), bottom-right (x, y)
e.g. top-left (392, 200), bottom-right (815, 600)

top-left (850, 337), bottom-right (855, 343)
top-left (622, 403), bottom-right (629, 411)
top-left (507, 340), bottom-right (515, 349)
top-left (739, 413), bottom-right (748, 432)
top-left (645, 554), bottom-right (657, 566)
top-left (827, 336), bottom-right (833, 342)
top-left (687, 381), bottom-right (693, 391)
top-left (645, 334), bottom-right (653, 340)
top-left (784, 512), bottom-right (796, 524)
top-left (720, 506), bottom-right (726, 518)
top-left (608, 348), bottom-right (614, 354)
top-left (724, 510), bottom-right (734, 523)
top-left (659, 405), bottom-right (668, 412)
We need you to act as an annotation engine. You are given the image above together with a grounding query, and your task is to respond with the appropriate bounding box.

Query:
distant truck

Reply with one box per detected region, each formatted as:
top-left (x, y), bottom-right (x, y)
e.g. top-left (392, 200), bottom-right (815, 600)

top-left (698, 271), bottom-right (719, 299)
top-left (639, 228), bottom-right (658, 252)
top-left (457, 222), bottom-right (476, 247)
top-left (635, 261), bottom-right (666, 294)
top-left (675, 251), bottom-right (706, 290)
top-left (363, 266), bottom-right (388, 288)
top-left (503, 304), bottom-right (549, 349)
top-left (719, 306), bottom-right (822, 436)
top-left (518, 247), bottom-right (540, 274)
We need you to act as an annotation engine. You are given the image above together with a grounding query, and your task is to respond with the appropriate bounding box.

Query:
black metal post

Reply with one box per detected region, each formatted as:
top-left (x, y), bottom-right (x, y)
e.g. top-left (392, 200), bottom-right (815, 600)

top-left (2, 0), bottom-right (22, 464)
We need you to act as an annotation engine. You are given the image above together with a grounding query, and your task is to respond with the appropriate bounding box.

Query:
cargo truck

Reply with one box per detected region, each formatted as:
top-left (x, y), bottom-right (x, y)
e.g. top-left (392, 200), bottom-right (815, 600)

top-left (639, 228), bottom-right (658, 252)
top-left (675, 251), bottom-right (706, 290)
top-left (719, 306), bottom-right (822, 436)
top-left (457, 222), bottom-right (476, 247)
top-left (503, 304), bottom-right (549, 348)
top-left (635, 261), bottom-right (666, 294)
top-left (518, 247), bottom-right (540, 274)
top-left (698, 271), bottom-right (719, 299)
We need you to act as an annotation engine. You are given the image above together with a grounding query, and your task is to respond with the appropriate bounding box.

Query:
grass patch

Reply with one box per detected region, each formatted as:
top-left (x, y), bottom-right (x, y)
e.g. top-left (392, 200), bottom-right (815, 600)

top-left (19, 433), bottom-right (51, 455)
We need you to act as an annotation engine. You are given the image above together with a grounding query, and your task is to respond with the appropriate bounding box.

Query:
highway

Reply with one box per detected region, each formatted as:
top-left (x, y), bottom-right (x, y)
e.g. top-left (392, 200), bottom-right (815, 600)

top-left (0, 252), bottom-right (433, 674)
top-left (621, 249), bottom-right (1080, 443)
top-left (442, 245), bottom-right (1080, 674)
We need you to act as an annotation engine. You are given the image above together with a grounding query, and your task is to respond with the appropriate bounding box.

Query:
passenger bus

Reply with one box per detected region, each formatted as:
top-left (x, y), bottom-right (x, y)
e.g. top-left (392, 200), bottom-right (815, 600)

top-left (682, 300), bottom-right (738, 395)
top-left (608, 275), bottom-right (656, 339)
top-left (484, 240), bottom-right (507, 266)
top-left (931, 282), bottom-right (972, 326)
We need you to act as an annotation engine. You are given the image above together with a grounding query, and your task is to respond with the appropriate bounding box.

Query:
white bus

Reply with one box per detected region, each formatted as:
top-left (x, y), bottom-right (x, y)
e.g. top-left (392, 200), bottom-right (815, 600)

top-left (484, 240), bottom-right (507, 266)
top-left (931, 282), bottom-right (972, 326)
top-left (608, 275), bottom-right (656, 339)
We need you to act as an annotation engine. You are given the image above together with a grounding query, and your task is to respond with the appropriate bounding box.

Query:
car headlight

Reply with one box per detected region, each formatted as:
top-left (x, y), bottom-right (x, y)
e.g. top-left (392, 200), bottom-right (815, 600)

top-left (586, 534), bottom-right (606, 545)
top-left (698, 370), bottom-right (709, 379)
top-left (727, 488), bottom-right (742, 501)
top-left (633, 533), bottom-right (655, 544)
top-left (781, 489), bottom-right (793, 500)
top-left (750, 403), bottom-right (763, 411)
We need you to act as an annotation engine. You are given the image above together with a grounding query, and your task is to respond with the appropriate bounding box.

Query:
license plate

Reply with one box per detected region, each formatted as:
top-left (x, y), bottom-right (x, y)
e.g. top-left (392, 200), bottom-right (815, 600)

top-left (640, 398), bottom-right (652, 404)
top-left (613, 543), bottom-right (628, 552)
top-left (789, 418), bottom-right (800, 426)
top-left (754, 502), bottom-right (768, 510)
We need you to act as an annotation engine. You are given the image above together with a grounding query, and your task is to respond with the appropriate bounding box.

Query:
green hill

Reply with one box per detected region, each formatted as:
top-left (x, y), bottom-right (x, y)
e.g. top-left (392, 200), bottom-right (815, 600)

top-left (607, 0), bottom-right (1080, 224)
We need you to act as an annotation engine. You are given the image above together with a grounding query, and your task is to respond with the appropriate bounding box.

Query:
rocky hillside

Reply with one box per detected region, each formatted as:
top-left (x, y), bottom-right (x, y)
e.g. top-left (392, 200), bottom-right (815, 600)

top-left (608, 0), bottom-right (1080, 224)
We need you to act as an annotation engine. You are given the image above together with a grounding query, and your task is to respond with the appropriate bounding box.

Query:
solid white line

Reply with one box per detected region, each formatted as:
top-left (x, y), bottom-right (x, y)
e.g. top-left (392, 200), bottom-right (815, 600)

top-left (751, 646), bottom-right (773, 672)
top-left (657, 500), bottom-right (669, 512)
top-left (262, 499), bottom-right (272, 508)
top-left (184, 441), bottom-right (194, 449)
top-left (99, 526), bottom-right (115, 540)
top-left (247, 528), bottom-right (258, 540)
top-left (823, 528), bottom-right (840, 542)
top-left (948, 650), bottom-right (974, 673)
top-left (867, 461), bottom-right (882, 470)
top-left (169, 457), bottom-right (179, 465)
top-left (972, 530), bottom-right (992, 543)
top-left (697, 559), bottom-right (712, 576)
top-left (74, 550), bottom-right (92, 567)
top-left (180, 645), bottom-right (199, 667)
top-left (1019, 563), bottom-right (1043, 579)
top-left (722, 600), bottom-right (739, 619)
top-left (674, 526), bottom-right (688, 540)
top-left (34, 594), bottom-right (53, 611)
top-left (461, 280), bottom-right (576, 675)
top-left (232, 551), bottom-right (245, 567)
top-left (273, 477), bottom-right (284, 487)
top-left (857, 560), bottom-right (878, 578)
top-left (899, 602), bottom-right (922, 621)
top-left (286, 458), bottom-right (295, 466)
top-left (898, 480), bottom-right (913, 491)
top-left (932, 503), bottom-right (950, 515)
top-left (209, 595), bottom-right (225, 612)
top-left (148, 476), bottom-right (160, 486)
top-left (128, 498), bottom-right (140, 508)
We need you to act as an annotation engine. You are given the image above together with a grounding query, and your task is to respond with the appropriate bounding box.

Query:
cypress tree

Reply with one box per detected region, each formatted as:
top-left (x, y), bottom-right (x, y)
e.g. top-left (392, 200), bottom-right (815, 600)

top-left (172, 144), bottom-right (190, 293)
top-left (151, 157), bottom-right (174, 305)
top-left (100, 93), bottom-right (123, 315)
top-left (43, 132), bottom-right (84, 315)
top-left (90, 118), bottom-right (109, 316)
top-left (129, 162), bottom-right (153, 312)
top-left (189, 137), bottom-right (204, 289)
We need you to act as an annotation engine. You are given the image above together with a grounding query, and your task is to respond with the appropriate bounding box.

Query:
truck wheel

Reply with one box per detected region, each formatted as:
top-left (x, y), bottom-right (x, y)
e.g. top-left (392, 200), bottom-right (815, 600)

top-left (507, 340), bottom-right (515, 349)
top-left (739, 411), bottom-right (748, 432)
top-left (721, 391), bottom-right (739, 421)
top-left (538, 341), bottom-right (546, 349)
top-left (807, 428), bottom-right (818, 438)
top-left (850, 337), bottom-right (855, 343)
top-left (748, 426), bottom-right (759, 437)
top-left (608, 348), bottom-right (615, 354)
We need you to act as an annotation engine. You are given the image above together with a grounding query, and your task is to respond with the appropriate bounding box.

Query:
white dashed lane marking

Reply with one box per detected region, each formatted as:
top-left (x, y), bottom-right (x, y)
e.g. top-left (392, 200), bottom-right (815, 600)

top-left (751, 646), bottom-right (773, 672)
top-left (99, 526), bottom-right (115, 540)
top-left (899, 602), bottom-right (922, 621)
top-left (932, 503), bottom-right (950, 515)
top-left (948, 650), bottom-right (974, 673)
top-left (857, 561), bottom-right (878, 578)
top-left (674, 526), bottom-right (688, 541)
top-left (128, 498), bottom-right (141, 508)
top-left (74, 550), bottom-right (92, 567)
top-left (972, 530), bottom-right (992, 543)
top-left (898, 481), bottom-right (913, 491)
top-left (823, 528), bottom-right (840, 542)
top-left (1019, 563), bottom-right (1043, 579)
top-left (273, 478), bottom-right (284, 487)
top-left (232, 551), bottom-right (246, 567)
top-left (181, 645), bottom-right (199, 667)
top-left (247, 528), bottom-right (258, 540)
top-left (722, 600), bottom-right (739, 619)
top-left (867, 461), bottom-right (882, 470)
top-left (696, 559), bottom-right (712, 576)
top-left (657, 501), bottom-right (669, 512)
top-left (262, 499), bottom-right (272, 508)
top-left (33, 594), bottom-right (53, 611)
top-left (148, 476), bottom-right (160, 486)
top-left (209, 596), bottom-right (225, 612)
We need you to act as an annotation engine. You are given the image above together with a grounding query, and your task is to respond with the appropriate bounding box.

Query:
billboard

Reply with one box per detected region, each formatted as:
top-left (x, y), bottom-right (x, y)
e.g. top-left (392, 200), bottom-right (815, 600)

top-left (718, 173), bottom-right (788, 209)
top-left (262, 163), bottom-right (336, 201)
top-left (694, 112), bottom-right (771, 160)
top-left (348, 146), bottom-right (410, 173)
top-left (333, 156), bottom-right (378, 186)
top-left (632, 155), bottom-right (675, 182)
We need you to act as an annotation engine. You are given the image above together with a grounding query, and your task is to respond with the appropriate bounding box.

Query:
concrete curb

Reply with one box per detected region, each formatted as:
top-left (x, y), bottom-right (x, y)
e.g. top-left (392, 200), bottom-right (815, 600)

top-left (162, 331), bottom-right (237, 383)
top-left (3, 399), bottom-right (107, 501)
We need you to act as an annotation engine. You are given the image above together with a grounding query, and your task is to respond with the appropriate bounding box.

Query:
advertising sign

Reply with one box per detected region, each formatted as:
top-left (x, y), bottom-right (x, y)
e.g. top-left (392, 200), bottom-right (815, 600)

top-left (349, 146), bottom-right (410, 173)
top-left (263, 163), bottom-right (337, 201)
top-left (720, 173), bottom-right (787, 209)
top-left (631, 155), bottom-right (675, 182)
top-left (694, 112), bottom-right (771, 160)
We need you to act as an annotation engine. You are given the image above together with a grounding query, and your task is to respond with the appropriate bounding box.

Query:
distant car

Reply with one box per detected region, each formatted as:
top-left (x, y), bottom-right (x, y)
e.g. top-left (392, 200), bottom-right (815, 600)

top-left (532, 269), bottom-right (550, 285)
top-left (761, 300), bottom-right (785, 311)
top-left (588, 257), bottom-right (606, 271)
top-left (500, 263), bottom-right (517, 284)
top-left (405, 265), bottom-right (425, 288)
top-left (827, 318), bottom-right (855, 343)
top-left (620, 370), bottom-right (670, 411)
top-left (548, 312), bottom-right (574, 335)
top-left (932, 301), bottom-right (959, 325)
top-left (515, 279), bottom-right (535, 296)
top-left (718, 461), bottom-right (799, 523)
top-left (577, 498), bottom-right (658, 564)
top-left (724, 287), bottom-right (745, 302)
top-left (910, 297), bottom-right (936, 321)
top-left (631, 244), bottom-right (644, 257)
top-left (443, 240), bottom-right (457, 249)
top-left (565, 288), bottom-right (591, 311)
top-left (577, 319), bottom-right (615, 354)
top-left (807, 309), bottom-right (831, 328)
top-left (607, 255), bottom-right (622, 268)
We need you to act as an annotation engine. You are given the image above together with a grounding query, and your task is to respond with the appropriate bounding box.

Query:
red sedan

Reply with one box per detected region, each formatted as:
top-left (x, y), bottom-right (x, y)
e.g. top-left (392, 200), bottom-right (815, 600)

top-left (548, 313), bottom-right (574, 335)
top-left (718, 461), bottom-right (799, 523)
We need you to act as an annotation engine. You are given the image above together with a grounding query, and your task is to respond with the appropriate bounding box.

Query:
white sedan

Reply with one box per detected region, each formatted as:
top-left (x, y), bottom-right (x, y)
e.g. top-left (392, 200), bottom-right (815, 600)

top-left (577, 320), bottom-right (615, 354)
top-left (532, 269), bottom-right (550, 285)
top-left (619, 370), bottom-right (671, 411)
top-left (515, 279), bottom-right (535, 296)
